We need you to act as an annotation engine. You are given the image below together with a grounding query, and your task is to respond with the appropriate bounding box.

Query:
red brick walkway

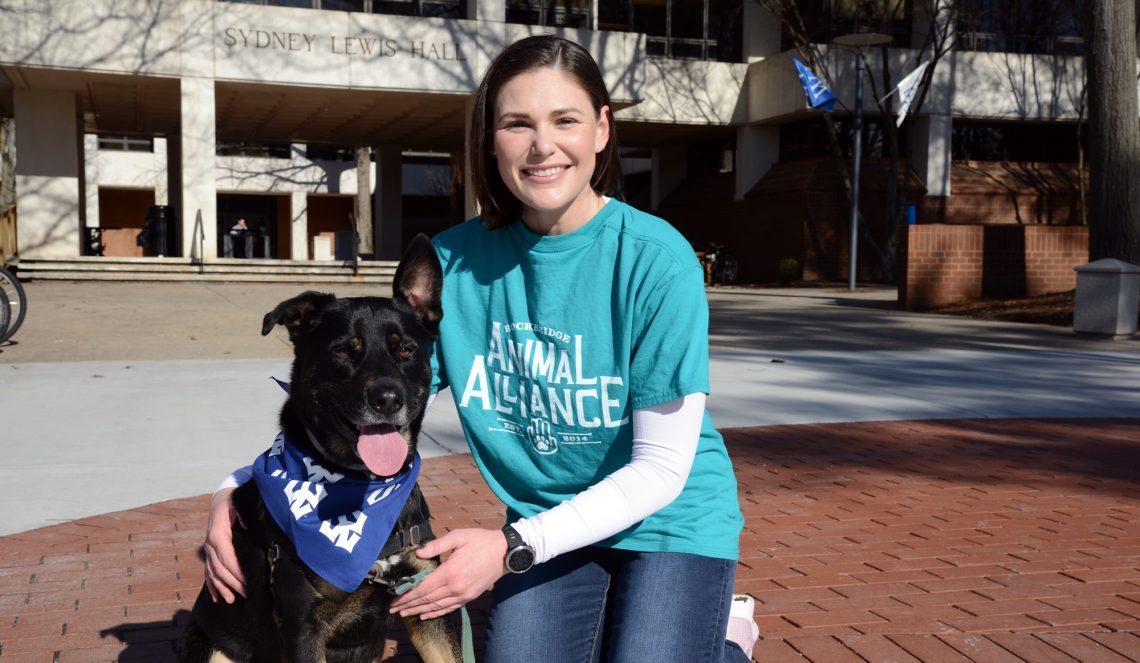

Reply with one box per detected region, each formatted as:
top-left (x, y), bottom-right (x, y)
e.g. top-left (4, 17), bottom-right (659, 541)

top-left (1, 419), bottom-right (1137, 662)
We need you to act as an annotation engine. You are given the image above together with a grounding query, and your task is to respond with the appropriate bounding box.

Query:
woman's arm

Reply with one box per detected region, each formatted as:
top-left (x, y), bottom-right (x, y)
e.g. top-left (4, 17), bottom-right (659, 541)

top-left (389, 393), bottom-right (706, 619)
top-left (202, 465), bottom-right (253, 603)
top-left (510, 392), bottom-right (704, 563)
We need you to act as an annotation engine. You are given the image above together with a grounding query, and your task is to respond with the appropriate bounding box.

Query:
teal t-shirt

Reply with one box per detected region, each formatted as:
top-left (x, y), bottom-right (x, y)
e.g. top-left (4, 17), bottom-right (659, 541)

top-left (431, 199), bottom-right (742, 560)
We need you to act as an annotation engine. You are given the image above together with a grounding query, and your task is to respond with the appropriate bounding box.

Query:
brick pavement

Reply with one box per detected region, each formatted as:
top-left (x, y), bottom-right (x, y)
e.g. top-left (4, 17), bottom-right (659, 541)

top-left (1, 418), bottom-right (1137, 662)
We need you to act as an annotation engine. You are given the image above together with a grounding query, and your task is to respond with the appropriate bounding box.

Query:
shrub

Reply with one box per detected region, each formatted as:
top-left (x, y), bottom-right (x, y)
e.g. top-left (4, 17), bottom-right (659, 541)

top-left (776, 258), bottom-right (799, 285)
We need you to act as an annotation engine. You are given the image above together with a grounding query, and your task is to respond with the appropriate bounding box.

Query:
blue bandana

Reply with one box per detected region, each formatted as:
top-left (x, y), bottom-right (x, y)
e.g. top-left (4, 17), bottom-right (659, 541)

top-left (251, 432), bottom-right (421, 592)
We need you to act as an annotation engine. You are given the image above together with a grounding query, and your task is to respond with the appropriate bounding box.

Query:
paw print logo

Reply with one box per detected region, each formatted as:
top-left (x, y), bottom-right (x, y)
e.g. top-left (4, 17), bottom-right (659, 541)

top-left (526, 418), bottom-right (558, 455)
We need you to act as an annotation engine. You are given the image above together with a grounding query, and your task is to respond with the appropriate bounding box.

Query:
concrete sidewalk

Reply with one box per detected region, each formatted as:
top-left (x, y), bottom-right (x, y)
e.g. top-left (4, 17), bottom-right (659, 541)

top-left (1, 280), bottom-right (1138, 662)
top-left (3, 281), bottom-right (1138, 535)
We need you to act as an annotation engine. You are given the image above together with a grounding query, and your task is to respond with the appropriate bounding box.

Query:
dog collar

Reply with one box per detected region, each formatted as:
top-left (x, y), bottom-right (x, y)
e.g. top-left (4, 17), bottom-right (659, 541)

top-left (251, 433), bottom-right (421, 592)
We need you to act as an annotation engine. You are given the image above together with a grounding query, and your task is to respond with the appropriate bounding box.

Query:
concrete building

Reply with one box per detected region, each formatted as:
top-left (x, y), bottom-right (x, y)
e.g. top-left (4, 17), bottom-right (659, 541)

top-left (0, 0), bottom-right (1124, 296)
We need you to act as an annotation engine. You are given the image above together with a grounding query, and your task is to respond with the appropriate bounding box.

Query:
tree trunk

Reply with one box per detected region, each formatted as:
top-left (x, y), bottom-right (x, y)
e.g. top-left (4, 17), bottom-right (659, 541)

top-left (355, 146), bottom-right (373, 256)
top-left (1086, 0), bottom-right (1140, 263)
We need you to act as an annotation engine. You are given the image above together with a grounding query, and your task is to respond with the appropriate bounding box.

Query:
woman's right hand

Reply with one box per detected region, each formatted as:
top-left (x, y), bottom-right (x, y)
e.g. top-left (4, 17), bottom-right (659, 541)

top-left (203, 487), bottom-right (246, 603)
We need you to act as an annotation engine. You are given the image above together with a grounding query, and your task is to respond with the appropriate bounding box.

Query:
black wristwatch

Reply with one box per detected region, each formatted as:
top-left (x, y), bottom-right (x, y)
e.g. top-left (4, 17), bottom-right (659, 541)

top-left (502, 524), bottom-right (535, 574)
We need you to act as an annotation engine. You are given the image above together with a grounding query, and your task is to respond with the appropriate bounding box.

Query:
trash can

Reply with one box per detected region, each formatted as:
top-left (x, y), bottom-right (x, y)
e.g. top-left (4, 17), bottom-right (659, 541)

top-left (1073, 258), bottom-right (1140, 339)
top-left (137, 205), bottom-right (177, 257)
top-left (334, 230), bottom-right (356, 261)
top-left (904, 202), bottom-right (917, 225)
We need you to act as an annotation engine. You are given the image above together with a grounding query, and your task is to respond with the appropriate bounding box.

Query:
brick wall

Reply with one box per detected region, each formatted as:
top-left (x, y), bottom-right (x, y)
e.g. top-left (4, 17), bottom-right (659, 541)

top-left (922, 161), bottom-right (1084, 226)
top-left (899, 224), bottom-right (1088, 310)
top-left (656, 159), bottom-right (1085, 288)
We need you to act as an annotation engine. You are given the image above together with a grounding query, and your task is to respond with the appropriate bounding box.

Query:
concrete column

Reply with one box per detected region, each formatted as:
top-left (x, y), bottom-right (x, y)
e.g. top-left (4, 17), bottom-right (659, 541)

top-left (153, 137), bottom-right (169, 205)
top-left (464, 97), bottom-right (478, 219)
top-left (734, 125), bottom-right (778, 200)
top-left (83, 134), bottom-right (100, 230)
top-left (180, 76), bottom-right (217, 260)
top-left (908, 2), bottom-right (954, 199)
top-left (13, 89), bottom-right (83, 257)
top-left (291, 190), bottom-right (309, 260)
top-left (742, 3), bottom-right (782, 62)
top-left (910, 114), bottom-right (952, 197)
top-left (373, 145), bottom-right (403, 260)
top-left (474, 0), bottom-right (505, 21)
top-left (651, 146), bottom-right (686, 211)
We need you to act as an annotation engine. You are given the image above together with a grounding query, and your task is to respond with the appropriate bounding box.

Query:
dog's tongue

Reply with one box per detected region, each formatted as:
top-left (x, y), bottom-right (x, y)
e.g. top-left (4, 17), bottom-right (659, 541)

top-left (357, 425), bottom-right (408, 476)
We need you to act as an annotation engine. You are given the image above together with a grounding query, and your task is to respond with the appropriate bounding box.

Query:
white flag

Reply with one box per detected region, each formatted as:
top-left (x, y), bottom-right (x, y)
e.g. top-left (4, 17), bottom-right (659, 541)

top-left (884, 62), bottom-right (930, 127)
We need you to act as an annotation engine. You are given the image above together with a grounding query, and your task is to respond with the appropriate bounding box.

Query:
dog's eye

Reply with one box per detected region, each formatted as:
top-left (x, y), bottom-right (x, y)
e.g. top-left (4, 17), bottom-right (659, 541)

top-left (397, 345), bottom-right (414, 360)
top-left (336, 336), bottom-right (363, 360)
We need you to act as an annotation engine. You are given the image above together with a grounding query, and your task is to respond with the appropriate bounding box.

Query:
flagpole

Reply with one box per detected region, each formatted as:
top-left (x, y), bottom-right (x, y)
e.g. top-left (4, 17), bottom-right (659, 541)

top-left (849, 50), bottom-right (865, 292)
top-left (832, 31), bottom-right (891, 291)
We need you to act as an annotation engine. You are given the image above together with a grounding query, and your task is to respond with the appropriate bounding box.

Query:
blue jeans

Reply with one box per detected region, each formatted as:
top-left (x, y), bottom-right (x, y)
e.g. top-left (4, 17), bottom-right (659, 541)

top-left (483, 547), bottom-right (751, 663)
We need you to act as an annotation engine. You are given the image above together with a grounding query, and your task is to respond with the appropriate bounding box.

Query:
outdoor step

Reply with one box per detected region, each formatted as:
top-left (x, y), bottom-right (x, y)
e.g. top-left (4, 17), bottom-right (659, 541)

top-left (17, 257), bottom-right (398, 283)
top-left (22, 270), bottom-right (395, 284)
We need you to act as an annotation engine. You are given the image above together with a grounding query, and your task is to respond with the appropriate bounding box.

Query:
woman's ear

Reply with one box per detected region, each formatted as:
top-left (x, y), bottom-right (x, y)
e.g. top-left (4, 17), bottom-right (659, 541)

top-left (595, 105), bottom-right (611, 153)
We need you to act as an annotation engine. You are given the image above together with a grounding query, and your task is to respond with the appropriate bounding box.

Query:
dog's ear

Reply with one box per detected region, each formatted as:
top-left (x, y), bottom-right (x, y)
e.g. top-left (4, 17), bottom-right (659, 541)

top-left (262, 291), bottom-right (337, 338)
top-left (393, 234), bottom-right (443, 329)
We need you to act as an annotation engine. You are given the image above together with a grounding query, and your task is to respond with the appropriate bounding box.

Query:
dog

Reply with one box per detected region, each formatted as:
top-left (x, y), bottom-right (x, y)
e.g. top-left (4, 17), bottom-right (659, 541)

top-left (179, 234), bottom-right (461, 663)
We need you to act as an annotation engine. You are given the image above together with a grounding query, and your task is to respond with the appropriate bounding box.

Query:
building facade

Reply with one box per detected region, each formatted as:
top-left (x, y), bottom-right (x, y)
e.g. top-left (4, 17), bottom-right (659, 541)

top-left (0, 0), bottom-right (1126, 288)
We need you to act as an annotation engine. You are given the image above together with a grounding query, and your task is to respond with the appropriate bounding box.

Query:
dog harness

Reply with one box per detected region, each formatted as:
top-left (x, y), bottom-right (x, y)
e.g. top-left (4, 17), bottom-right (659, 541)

top-left (252, 432), bottom-right (421, 592)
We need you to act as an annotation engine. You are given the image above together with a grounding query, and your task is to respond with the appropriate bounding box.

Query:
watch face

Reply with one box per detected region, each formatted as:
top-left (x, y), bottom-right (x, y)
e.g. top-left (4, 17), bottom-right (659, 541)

top-left (507, 547), bottom-right (535, 573)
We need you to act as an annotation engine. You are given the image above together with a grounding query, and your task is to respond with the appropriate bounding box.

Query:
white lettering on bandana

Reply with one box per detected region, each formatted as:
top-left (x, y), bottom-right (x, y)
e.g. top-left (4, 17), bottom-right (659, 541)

top-left (252, 432), bottom-right (420, 592)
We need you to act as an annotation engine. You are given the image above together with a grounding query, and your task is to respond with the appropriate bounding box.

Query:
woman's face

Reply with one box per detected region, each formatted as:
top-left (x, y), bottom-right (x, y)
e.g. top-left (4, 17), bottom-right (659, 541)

top-left (492, 67), bottom-right (610, 235)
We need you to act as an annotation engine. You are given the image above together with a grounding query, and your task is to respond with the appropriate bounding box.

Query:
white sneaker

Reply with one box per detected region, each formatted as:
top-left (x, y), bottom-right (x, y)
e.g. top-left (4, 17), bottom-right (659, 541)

top-left (727, 594), bottom-right (759, 659)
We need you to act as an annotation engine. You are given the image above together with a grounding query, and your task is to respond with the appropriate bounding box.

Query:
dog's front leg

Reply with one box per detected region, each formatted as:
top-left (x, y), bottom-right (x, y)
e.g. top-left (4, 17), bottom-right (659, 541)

top-left (279, 610), bottom-right (329, 663)
top-left (273, 563), bottom-right (331, 663)
top-left (401, 613), bottom-right (462, 663)
top-left (398, 555), bottom-right (462, 663)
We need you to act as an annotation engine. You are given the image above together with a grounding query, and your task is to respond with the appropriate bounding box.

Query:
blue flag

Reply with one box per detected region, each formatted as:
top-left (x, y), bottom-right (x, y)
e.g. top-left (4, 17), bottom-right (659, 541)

top-left (793, 57), bottom-right (837, 112)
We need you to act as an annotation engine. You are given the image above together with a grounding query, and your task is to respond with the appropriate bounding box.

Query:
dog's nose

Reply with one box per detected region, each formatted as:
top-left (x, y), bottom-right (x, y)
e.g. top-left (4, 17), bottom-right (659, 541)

top-left (368, 381), bottom-right (404, 416)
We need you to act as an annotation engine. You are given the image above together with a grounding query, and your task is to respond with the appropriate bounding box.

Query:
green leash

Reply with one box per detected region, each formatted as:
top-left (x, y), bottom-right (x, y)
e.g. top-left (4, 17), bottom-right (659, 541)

top-left (392, 569), bottom-right (476, 663)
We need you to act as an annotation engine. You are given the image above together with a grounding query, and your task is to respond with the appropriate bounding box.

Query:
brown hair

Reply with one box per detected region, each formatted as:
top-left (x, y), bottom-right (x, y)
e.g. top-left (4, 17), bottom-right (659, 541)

top-left (468, 35), bottom-right (623, 229)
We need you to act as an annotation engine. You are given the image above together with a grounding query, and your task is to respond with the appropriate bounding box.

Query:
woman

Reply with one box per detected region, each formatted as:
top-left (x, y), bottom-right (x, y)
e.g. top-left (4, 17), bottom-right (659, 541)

top-left (206, 35), bottom-right (758, 662)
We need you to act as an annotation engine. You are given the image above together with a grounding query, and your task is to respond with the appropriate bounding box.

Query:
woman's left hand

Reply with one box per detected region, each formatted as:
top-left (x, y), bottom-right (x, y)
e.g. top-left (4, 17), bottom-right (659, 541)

top-left (389, 527), bottom-right (509, 620)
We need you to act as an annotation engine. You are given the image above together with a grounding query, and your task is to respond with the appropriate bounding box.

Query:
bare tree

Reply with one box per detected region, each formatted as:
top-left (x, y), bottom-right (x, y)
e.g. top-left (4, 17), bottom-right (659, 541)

top-left (355, 146), bottom-right (373, 257)
top-left (1086, 0), bottom-right (1140, 263)
top-left (0, 118), bottom-right (15, 260)
top-left (753, 0), bottom-right (956, 282)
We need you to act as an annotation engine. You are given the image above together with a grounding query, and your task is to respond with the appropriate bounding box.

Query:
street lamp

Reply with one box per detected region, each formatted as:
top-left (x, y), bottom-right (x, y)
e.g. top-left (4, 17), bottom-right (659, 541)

top-left (832, 31), bottom-right (891, 291)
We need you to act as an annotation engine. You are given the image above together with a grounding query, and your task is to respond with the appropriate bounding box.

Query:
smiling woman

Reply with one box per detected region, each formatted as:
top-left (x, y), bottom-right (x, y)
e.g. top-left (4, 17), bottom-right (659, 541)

top-left (491, 68), bottom-right (609, 236)
top-left (204, 34), bottom-right (757, 663)
top-left (467, 36), bottom-right (623, 232)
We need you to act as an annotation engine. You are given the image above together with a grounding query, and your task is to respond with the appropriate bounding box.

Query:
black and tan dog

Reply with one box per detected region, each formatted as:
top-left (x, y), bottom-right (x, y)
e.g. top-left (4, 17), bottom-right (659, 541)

top-left (179, 235), bottom-right (460, 663)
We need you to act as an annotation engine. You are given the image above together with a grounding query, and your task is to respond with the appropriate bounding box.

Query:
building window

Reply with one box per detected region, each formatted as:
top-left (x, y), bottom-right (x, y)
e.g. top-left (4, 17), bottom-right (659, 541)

top-left (323, 0), bottom-right (367, 10)
top-left (506, 0), bottom-right (591, 29)
top-left (374, 0), bottom-right (465, 18)
top-left (688, 141), bottom-right (735, 176)
top-left (956, 0), bottom-right (1083, 55)
top-left (98, 135), bottom-right (155, 153)
top-left (217, 0), bottom-right (466, 17)
top-left (951, 121), bottom-right (1081, 163)
top-left (781, 0), bottom-right (912, 52)
top-left (305, 144), bottom-right (359, 161)
top-left (600, 1), bottom-right (743, 63)
top-left (779, 117), bottom-right (896, 161)
top-left (216, 141), bottom-right (292, 159)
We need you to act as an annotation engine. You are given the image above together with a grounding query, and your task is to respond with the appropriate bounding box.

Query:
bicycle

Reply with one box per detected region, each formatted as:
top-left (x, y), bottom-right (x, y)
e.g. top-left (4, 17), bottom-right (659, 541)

top-left (0, 264), bottom-right (26, 343)
top-left (693, 241), bottom-right (739, 287)
top-left (706, 243), bottom-right (739, 286)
